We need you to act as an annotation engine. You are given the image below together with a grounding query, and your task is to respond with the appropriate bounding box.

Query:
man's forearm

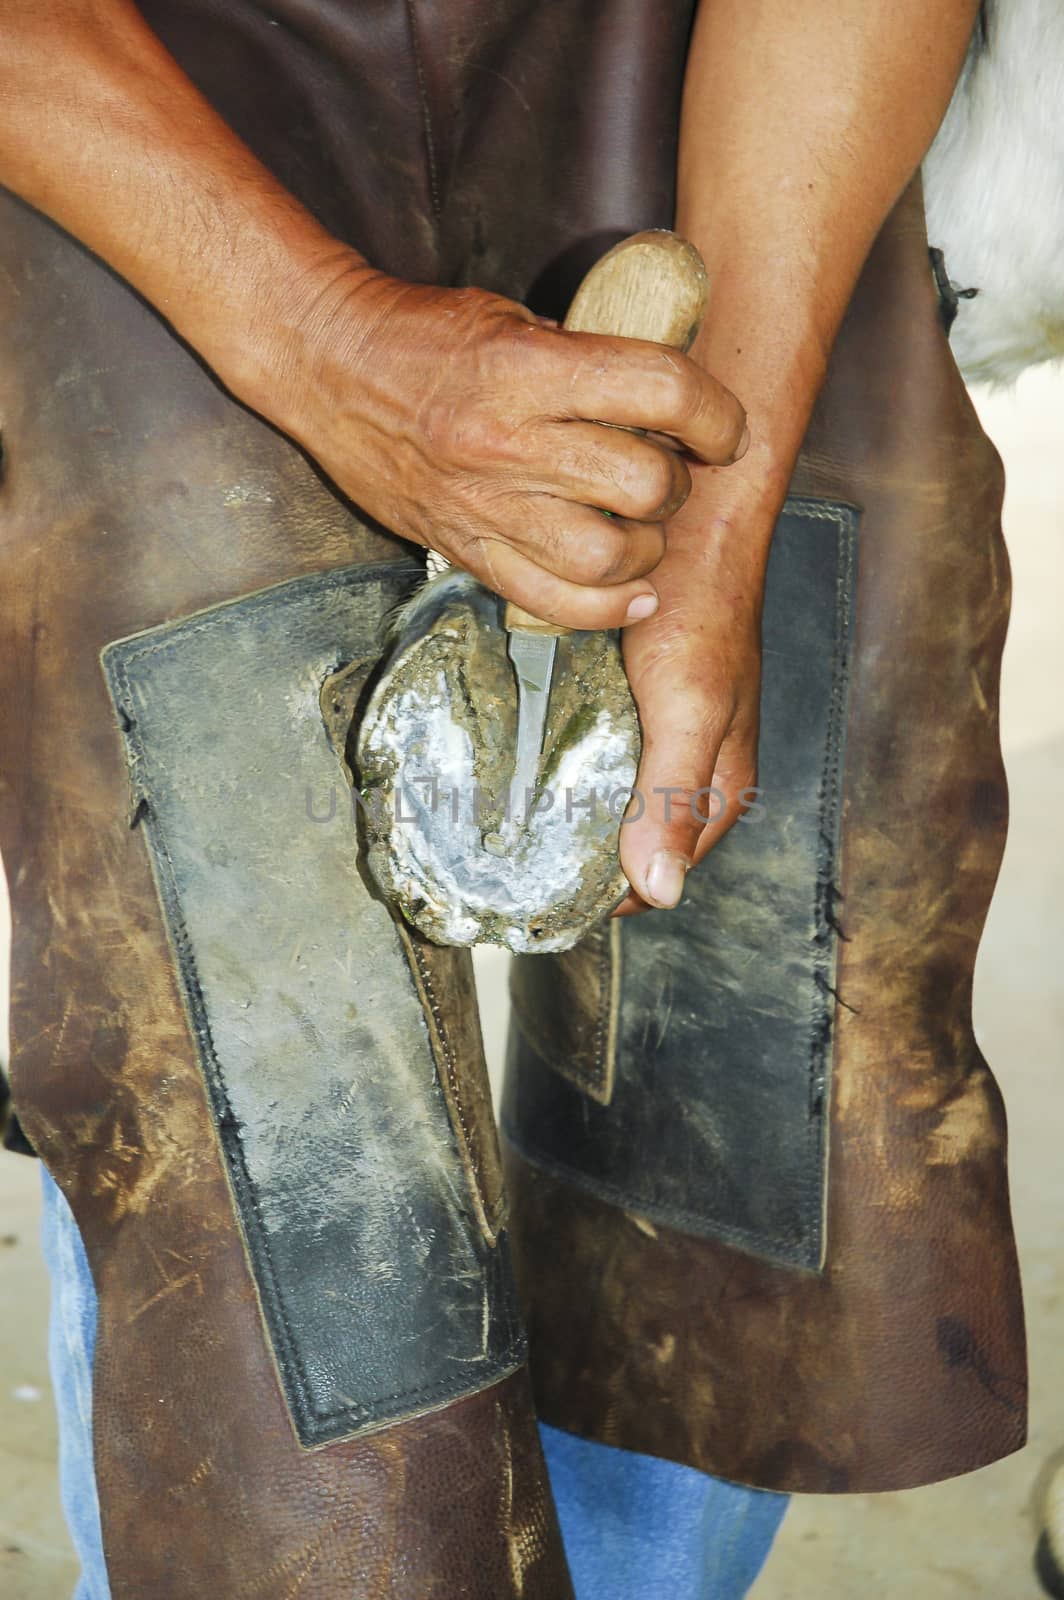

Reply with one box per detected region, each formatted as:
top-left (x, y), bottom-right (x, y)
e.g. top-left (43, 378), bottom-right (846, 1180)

top-left (0, 1), bottom-right (357, 408)
top-left (0, 2), bottom-right (749, 632)
top-left (677, 0), bottom-right (980, 530)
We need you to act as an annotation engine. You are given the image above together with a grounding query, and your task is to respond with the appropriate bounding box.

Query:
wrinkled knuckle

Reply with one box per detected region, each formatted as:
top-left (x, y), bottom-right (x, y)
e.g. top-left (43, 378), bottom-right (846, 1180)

top-left (423, 399), bottom-right (507, 466)
top-left (576, 444), bottom-right (622, 502)
top-left (481, 315), bottom-right (530, 368)
top-left (572, 523), bottom-right (630, 585)
top-left (419, 397), bottom-right (465, 461)
top-left (631, 520), bottom-right (666, 571)
top-left (627, 452), bottom-right (676, 520)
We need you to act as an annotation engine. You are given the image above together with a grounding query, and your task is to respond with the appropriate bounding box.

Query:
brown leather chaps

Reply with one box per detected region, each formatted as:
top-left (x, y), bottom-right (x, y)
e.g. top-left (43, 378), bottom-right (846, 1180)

top-left (0, 1), bottom-right (1025, 1594)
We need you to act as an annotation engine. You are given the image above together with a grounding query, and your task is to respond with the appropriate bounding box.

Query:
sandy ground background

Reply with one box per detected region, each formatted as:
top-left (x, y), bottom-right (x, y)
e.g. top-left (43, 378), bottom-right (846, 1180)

top-left (1, 365), bottom-right (1062, 1597)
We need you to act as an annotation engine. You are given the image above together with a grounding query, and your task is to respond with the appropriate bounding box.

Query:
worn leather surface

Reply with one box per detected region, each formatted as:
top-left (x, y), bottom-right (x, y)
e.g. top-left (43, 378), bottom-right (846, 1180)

top-left (0, 1), bottom-right (1024, 1582)
top-left (394, 920), bottom-right (510, 1243)
top-left (505, 498), bottom-right (858, 1269)
top-left (0, 182), bottom-right (573, 1589)
top-left (138, 0), bottom-right (697, 311)
top-left (318, 652), bottom-right (510, 1243)
top-left (503, 179), bottom-right (1027, 1493)
top-left (102, 566), bottom-right (524, 1444)
top-left (0, 0), bottom-right (707, 1585)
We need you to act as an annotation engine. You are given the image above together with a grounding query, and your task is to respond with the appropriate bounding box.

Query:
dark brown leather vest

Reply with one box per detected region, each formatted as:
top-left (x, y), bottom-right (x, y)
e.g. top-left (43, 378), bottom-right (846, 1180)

top-left (0, 2), bottom-right (1024, 1594)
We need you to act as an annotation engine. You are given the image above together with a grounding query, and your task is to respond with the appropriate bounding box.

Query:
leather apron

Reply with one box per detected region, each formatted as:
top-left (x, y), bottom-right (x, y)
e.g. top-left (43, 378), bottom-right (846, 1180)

top-left (0, 0), bottom-right (1024, 1593)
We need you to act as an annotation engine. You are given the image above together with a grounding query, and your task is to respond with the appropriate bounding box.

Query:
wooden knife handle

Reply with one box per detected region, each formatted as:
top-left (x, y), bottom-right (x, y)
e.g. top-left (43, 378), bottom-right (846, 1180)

top-left (504, 229), bottom-right (708, 634)
top-left (561, 228), bottom-right (708, 349)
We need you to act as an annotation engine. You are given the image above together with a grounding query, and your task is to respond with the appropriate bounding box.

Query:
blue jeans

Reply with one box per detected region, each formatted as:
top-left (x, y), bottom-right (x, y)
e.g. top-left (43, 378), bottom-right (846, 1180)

top-left (40, 1166), bottom-right (786, 1599)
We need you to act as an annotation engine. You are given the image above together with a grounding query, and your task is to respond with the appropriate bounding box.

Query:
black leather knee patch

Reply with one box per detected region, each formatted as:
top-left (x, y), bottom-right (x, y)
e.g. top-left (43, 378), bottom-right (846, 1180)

top-left (504, 497), bottom-right (859, 1271)
top-left (103, 563), bottom-right (525, 1445)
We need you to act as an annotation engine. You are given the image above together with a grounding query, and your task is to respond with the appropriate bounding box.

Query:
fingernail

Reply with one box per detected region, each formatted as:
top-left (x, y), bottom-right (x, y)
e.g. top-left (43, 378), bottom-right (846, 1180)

top-left (731, 424), bottom-right (750, 464)
top-left (644, 849), bottom-right (689, 909)
top-left (625, 593), bottom-right (659, 623)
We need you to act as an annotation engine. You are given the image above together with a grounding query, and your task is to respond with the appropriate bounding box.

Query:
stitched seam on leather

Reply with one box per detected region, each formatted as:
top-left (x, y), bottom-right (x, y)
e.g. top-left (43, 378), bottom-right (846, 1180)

top-left (602, 919), bottom-right (622, 1103)
top-left (577, 924), bottom-right (619, 1105)
top-left (806, 501), bottom-right (858, 1266)
top-left (406, 934), bottom-right (505, 1245)
top-left (403, 0), bottom-right (443, 222)
top-left (411, 943), bottom-right (481, 1184)
top-left (781, 498), bottom-right (858, 525)
top-left (102, 566), bottom-right (526, 1441)
top-left (590, 935), bottom-right (609, 1093)
top-left (570, 935), bottom-right (611, 1101)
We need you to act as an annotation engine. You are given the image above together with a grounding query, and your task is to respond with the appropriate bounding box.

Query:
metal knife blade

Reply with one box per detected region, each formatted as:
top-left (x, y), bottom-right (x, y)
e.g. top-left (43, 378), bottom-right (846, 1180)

top-left (505, 628), bottom-right (557, 835)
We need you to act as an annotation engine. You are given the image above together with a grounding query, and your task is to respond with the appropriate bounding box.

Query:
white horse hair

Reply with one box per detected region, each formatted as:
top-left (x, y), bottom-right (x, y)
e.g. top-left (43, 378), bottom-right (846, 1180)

top-left (923, 0), bottom-right (1064, 384)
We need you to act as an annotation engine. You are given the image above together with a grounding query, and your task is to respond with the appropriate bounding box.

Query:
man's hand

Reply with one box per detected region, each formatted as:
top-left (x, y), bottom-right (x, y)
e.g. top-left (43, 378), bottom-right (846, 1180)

top-left (0, 1), bottom-right (982, 913)
top-left (269, 266), bottom-right (746, 631)
top-left (625, 0), bottom-right (985, 907)
top-left (615, 466), bottom-right (767, 912)
top-left (0, 5), bottom-right (750, 635)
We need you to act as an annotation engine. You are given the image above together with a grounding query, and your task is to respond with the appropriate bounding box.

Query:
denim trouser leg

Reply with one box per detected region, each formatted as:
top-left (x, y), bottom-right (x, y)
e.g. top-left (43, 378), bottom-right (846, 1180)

top-left (540, 1425), bottom-right (787, 1599)
top-left (40, 1164), bottom-right (786, 1600)
top-left (39, 1167), bottom-right (109, 1600)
